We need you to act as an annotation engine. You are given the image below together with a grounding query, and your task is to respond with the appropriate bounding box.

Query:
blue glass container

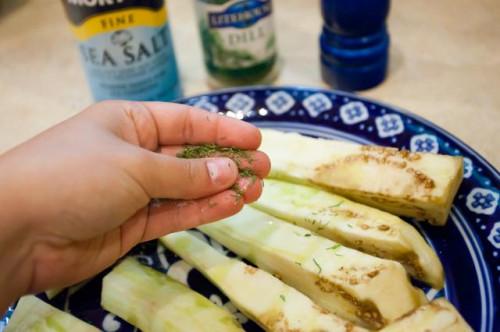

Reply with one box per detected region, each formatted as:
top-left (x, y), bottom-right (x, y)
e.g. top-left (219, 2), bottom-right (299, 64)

top-left (320, 0), bottom-right (391, 91)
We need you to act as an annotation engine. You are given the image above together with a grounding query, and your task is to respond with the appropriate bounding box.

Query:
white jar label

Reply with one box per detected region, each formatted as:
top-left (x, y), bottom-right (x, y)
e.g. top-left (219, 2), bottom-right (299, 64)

top-left (196, 0), bottom-right (277, 69)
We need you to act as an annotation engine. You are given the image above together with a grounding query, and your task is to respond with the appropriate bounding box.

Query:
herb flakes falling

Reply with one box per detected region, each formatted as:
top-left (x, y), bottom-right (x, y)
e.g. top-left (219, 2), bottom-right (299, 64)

top-left (231, 183), bottom-right (245, 200)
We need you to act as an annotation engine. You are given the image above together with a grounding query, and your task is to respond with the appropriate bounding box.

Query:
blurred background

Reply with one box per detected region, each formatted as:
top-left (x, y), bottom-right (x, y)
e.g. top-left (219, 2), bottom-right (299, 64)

top-left (0, 0), bottom-right (499, 167)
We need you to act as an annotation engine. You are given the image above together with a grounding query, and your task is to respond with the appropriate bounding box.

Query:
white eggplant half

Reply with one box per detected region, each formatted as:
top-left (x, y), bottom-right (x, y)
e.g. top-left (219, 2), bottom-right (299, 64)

top-left (260, 129), bottom-right (463, 225)
top-left (252, 179), bottom-right (444, 289)
top-left (161, 231), bottom-right (368, 332)
top-left (5, 295), bottom-right (99, 332)
top-left (199, 206), bottom-right (427, 329)
top-left (379, 298), bottom-right (472, 332)
top-left (101, 257), bottom-right (243, 332)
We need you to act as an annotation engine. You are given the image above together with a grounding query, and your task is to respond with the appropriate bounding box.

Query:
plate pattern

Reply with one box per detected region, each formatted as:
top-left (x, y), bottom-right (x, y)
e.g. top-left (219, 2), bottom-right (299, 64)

top-left (1, 86), bottom-right (498, 332)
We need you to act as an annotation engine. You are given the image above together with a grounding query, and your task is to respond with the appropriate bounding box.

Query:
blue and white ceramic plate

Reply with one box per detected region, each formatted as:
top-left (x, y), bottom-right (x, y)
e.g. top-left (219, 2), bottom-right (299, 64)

top-left (2, 86), bottom-right (498, 332)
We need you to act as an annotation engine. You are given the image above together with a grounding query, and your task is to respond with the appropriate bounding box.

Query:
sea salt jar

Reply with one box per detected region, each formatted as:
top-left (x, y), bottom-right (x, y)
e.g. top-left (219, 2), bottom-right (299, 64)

top-left (320, 0), bottom-right (391, 91)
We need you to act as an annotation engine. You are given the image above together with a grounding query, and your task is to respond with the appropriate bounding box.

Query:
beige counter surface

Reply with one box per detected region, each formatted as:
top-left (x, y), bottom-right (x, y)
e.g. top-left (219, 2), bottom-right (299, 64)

top-left (0, 0), bottom-right (499, 168)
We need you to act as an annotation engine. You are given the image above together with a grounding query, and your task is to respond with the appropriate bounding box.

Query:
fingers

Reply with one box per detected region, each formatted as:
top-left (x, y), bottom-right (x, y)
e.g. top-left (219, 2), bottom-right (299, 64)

top-left (85, 101), bottom-right (261, 150)
top-left (236, 176), bottom-right (263, 203)
top-left (136, 151), bottom-right (239, 199)
top-left (160, 147), bottom-right (271, 178)
top-left (143, 190), bottom-right (244, 241)
top-left (121, 178), bottom-right (262, 244)
top-left (142, 102), bottom-right (262, 149)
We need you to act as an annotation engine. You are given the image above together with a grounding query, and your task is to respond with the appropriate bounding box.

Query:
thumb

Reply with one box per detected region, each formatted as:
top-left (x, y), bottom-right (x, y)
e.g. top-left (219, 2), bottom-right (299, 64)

top-left (134, 151), bottom-right (239, 200)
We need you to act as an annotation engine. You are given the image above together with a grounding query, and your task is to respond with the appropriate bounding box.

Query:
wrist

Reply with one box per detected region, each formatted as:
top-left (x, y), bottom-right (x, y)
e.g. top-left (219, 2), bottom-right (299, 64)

top-left (0, 154), bottom-right (35, 313)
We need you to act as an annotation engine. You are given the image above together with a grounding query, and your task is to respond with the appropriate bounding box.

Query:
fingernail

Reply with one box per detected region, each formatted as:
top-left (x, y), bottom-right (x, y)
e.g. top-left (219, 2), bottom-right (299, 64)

top-left (206, 158), bottom-right (231, 184)
top-left (236, 177), bottom-right (252, 192)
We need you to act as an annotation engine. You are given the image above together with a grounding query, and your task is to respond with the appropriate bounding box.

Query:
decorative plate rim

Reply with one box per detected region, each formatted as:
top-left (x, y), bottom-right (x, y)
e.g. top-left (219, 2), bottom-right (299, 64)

top-left (180, 84), bottom-right (499, 176)
top-left (2, 85), bottom-right (498, 332)
top-left (178, 84), bottom-right (499, 332)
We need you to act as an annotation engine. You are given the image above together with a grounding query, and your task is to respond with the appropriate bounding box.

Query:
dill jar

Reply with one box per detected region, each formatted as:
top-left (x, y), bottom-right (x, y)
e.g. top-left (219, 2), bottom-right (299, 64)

top-left (195, 0), bottom-right (279, 87)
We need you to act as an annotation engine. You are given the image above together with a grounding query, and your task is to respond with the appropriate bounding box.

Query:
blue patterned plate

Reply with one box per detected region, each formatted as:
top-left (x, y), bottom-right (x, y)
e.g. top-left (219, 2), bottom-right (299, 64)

top-left (1, 86), bottom-right (498, 332)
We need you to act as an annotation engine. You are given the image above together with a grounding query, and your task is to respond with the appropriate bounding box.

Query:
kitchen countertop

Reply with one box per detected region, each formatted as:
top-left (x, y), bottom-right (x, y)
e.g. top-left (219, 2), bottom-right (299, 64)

top-left (0, 0), bottom-right (498, 168)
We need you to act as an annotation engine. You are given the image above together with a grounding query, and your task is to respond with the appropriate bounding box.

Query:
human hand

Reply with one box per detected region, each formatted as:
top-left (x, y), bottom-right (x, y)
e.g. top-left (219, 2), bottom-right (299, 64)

top-left (0, 101), bottom-right (270, 310)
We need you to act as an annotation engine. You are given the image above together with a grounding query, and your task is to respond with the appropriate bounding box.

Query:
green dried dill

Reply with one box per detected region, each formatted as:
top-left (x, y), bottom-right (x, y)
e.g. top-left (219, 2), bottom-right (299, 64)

top-left (317, 221), bottom-right (330, 231)
top-left (177, 144), bottom-right (253, 167)
top-left (279, 294), bottom-right (286, 302)
top-left (313, 258), bottom-right (322, 274)
top-left (305, 217), bottom-right (317, 225)
top-left (329, 201), bottom-right (344, 208)
top-left (231, 183), bottom-right (245, 200)
top-left (327, 244), bottom-right (342, 251)
top-left (232, 169), bottom-right (257, 198)
top-left (239, 168), bottom-right (255, 178)
top-left (178, 144), bottom-right (256, 199)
